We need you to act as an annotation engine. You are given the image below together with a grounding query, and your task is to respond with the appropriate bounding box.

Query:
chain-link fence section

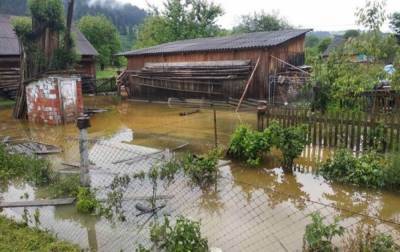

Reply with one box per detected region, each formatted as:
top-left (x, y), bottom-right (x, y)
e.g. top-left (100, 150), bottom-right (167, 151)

top-left (3, 137), bottom-right (399, 251)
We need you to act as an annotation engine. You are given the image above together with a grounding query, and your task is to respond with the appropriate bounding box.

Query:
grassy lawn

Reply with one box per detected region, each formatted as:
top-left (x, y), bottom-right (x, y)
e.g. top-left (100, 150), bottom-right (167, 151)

top-left (0, 216), bottom-right (80, 251)
top-left (0, 98), bottom-right (15, 108)
top-left (96, 68), bottom-right (119, 79)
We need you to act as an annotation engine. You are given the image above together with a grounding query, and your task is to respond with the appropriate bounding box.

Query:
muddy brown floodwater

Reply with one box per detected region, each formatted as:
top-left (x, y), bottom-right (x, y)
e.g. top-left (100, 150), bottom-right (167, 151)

top-left (1, 96), bottom-right (400, 251)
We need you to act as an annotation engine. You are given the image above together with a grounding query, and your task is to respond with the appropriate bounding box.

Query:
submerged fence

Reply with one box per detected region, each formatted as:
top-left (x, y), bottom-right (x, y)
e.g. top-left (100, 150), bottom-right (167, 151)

top-left (2, 137), bottom-right (400, 251)
top-left (258, 106), bottom-right (400, 152)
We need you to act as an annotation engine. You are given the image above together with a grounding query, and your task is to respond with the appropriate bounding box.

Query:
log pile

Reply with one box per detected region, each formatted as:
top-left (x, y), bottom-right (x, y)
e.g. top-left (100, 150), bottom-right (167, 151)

top-left (0, 68), bottom-right (20, 99)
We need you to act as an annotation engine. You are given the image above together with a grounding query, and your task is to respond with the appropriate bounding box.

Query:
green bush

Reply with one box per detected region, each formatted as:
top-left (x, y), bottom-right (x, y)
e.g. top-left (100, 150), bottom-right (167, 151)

top-left (385, 153), bottom-right (400, 190)
top-left (228, 125), bottom-right (272, 166)
top-left (76, 187), bottom-right (99, 214)
top-left (272, 124), bottom-right (308, 170)
top-left (319, 150), bottom-right (387, 189)
top-left (0, 144), bottom-right (53, 186)
top-left (182, 149), bottom-right (221, 187)
top-left (303, 212), bottom-right (344, 252)
top-left (138, 216), bottom-right (208, 252)
top-left (45, 175), bottom-right (80, 199)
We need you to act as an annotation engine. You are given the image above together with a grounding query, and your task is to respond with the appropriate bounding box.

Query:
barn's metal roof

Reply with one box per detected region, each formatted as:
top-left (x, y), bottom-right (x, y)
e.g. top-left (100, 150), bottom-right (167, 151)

top-left (0, 15), bottom-right (21, 56)
top-left (0, 15), bottom-right (98, 57)
top-left (118, 29), bottom-right (311, 57)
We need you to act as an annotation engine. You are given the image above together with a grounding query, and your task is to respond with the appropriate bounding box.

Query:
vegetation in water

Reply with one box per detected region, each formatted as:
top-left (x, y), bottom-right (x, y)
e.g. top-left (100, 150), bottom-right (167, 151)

top-left (99, 174), bottom-right (131, 222)
top-left (137, 216), bottom-right (208, 252)
top-left (271, 123), bottom-right (309, 170)
top-left (43, 175), bottom-right (81, 199)
top-left (228, 122), bottom-right (308, 169)
top-left (343, 223), bottom-right (400, 251)
top-left (303, 212), bottom-right (344, 252)
top-left (76, 187), bottom-right (100, 214)
top-left (319, 149), bottom-right (400, 190)
top-left (0, 216), bottom-right (80, 252)
top-left (0, 144), bottom-right (53, 186)
top-left (181, 149), bottom-right (221, 187)
top-left (228, 125), bottom-right (272, 166)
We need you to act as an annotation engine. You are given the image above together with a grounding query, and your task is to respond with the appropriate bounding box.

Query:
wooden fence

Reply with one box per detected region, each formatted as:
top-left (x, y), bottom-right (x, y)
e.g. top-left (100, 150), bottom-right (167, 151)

top-left (257, 106), bottom-right (400, 152)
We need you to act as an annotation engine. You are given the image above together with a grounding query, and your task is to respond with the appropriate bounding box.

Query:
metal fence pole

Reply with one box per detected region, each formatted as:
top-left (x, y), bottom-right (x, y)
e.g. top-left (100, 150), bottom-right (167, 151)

top-left (77, 116), bottom-right (91, 187)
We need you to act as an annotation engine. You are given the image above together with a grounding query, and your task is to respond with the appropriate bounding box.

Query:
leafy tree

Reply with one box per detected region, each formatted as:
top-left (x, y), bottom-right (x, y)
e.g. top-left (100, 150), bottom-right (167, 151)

top-left (355, 0), bottom-right (387, 32)
top-left (135, 0), bottom-right (223, 48)
top-left (77, 15), bottom-right (121, 70)
top-left (233, 10), bottom-right (291, 34)
top-left (390, 12), bottom-right (400, 43)
top-left (343, 29), bottom-right (360, 39)
top-left (305, 35), bottom-right (320, 48)
top-left (318, 37), bottom-right (332, 54)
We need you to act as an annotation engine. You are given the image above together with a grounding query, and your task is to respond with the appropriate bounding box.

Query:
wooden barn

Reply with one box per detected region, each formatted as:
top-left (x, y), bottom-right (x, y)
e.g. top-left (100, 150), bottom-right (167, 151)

top-left (117, 29), bottom-right (311, 101)
top-left (0, 15), bottom-right (98, 99)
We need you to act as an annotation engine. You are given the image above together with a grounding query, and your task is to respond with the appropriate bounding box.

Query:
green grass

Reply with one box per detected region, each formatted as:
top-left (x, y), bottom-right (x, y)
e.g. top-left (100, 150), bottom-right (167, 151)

top-left (0, 216), bottom-right (80, 251)
top-left (96, 68), bottom-right (118, 79)
top-left (0, 98), bottom-right (15, 107)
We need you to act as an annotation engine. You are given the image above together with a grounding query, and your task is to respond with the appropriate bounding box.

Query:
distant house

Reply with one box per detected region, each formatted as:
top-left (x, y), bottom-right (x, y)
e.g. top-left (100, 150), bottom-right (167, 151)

top-left (117, 29), bottom-right (311, 101)
top-left (322, 35), bottom-right (370, 63)
top-left (0, 15), bottom-right (98, 99)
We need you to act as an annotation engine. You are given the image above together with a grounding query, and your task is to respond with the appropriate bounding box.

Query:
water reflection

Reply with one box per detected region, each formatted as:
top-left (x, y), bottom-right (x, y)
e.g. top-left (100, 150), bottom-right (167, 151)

top-left (0, 97), bottom-right (400, 251)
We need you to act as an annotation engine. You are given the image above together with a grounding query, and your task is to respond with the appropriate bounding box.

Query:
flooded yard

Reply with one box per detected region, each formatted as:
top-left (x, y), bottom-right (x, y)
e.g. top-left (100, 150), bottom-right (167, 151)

top-left (1, 96), bottom-right (400, 251)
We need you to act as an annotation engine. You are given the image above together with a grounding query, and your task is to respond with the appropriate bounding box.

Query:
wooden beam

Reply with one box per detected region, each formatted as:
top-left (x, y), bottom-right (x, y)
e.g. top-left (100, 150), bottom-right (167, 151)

top-left (0, 198), bottom-right (75, 208)
top-left (270, 55), bottom-right (310, 75)
top-left (236, 56), bottom-right (261, 112)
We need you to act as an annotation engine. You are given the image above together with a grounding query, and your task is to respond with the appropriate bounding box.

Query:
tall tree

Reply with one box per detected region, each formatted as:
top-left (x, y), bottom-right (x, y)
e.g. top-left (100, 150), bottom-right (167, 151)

top-left (135, 0), bottom-right (223, 49)
top-left (77, 15), bottom-right (121, 70)
top-left (390, 12), bottom-right (400, 43)
top-left (232, 11), bottom-right (291, 34)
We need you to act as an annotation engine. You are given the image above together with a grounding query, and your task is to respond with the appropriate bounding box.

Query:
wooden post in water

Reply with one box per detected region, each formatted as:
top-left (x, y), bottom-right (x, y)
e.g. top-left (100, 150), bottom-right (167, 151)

top-left (212, 105), bottom-right (218, 148)
top-left (77, 116), bottom-right (91, 187)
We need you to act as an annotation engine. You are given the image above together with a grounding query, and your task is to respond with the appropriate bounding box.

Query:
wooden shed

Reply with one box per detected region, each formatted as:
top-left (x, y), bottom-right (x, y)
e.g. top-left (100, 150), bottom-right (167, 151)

top-left (117, 29), bottom-right (310, 100)
top-left (0, 15), bottom-right (98, 99)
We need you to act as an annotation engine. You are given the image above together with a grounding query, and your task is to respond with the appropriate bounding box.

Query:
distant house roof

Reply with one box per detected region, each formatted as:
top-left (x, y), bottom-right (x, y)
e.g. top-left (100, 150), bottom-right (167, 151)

top-left (118, 29), bottom-right (311, 57)
top-left (0, 15), bottom-right (21, 56)
top-left (322, 35), bottom-right (345, 57)
top-left (0, 15), bottom-right (98, 57)
top-left (73, 27), bottom-right (99, 56)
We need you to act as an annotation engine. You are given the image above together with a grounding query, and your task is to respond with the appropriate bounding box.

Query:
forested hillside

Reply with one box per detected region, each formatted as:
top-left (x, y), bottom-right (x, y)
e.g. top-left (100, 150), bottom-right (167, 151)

top-left (0, 0), bottom-right (146, 35)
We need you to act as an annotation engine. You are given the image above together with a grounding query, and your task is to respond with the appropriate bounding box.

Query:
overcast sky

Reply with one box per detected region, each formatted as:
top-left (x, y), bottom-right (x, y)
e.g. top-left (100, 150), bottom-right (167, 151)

top-left (116, 0), bottom-right (400, 32)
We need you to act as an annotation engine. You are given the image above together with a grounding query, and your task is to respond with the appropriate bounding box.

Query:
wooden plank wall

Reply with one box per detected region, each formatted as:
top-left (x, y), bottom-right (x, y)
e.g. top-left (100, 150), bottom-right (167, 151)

top-left (125, 35), bottom-right (307, 100)
top-left (258, 106), bottom-right (400, 153)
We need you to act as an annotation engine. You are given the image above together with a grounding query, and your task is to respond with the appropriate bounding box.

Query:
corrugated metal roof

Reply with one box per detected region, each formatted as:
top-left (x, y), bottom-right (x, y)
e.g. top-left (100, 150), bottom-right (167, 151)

top-left (118, 29), bottom-right (311, 57)
top-left (0, 15), bottom-right (21, 56)
top-left (0, 15), bottom-right (98, 57)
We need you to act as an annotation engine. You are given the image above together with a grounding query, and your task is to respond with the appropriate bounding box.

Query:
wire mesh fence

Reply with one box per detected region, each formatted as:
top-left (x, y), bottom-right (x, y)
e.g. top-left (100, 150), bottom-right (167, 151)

top-left (3, 137), bottom-right (399, 252)
top-left (1, 106), bottom-right (400, 252)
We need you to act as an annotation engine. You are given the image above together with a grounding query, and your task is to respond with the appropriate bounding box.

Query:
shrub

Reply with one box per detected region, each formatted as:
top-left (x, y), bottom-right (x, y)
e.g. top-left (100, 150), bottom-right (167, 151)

top-left (273, 124), bottom-right (308, 171)
top-left (182, 149), bottom-right (221, 187)
top-left (346, 227), bottom-right (400, 252)
top-left (138, 216), bottom-right (208, 252)
top-left (45, 175), bottom-right (80, 198)
top-left (228, 125), bottom-right (272, 166)
top-left (303, 212), bottom-right (344, 252)
top-left (384, 153), bottom-right (400, 190)
top-left (76, 187), bottom-right (99, 214)
top-left (0, 144), bottom-right (53, 186)
top-left (319, 150), bottom-right (387, 189)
